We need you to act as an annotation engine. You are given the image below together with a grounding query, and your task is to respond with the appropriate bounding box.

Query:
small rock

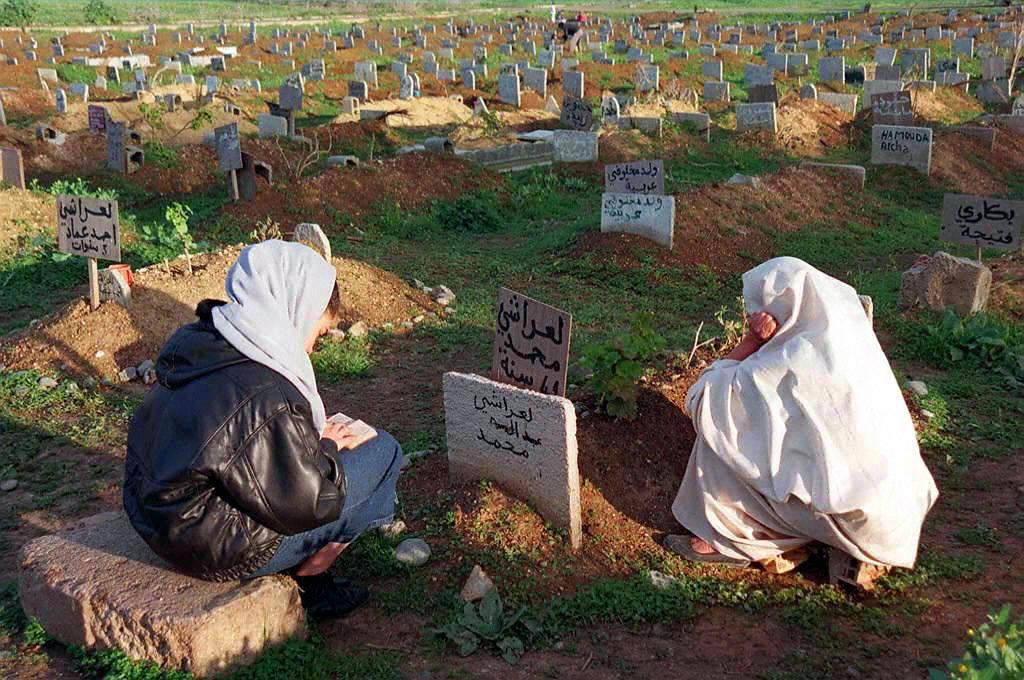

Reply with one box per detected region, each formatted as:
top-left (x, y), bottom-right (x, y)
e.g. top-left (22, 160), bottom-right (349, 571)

top-left (401, 454), bottom-right (414, 470)
top-left (66, 382), bottom-right (80, 392)
top-left (0, 480), bottom-right (18, 492)
top-left (379, 519), bottom-right (406, 538)
top-left (460, 564), bottom-right (495, 602)
top-left (410, 277), bottom-right (426, 290)
top-left (347, 321), bottom-right (369, 338)
top-left (727, 173), bottom-right (762, 189)
top-left (328, 328), bottom-right (347, 341)
top-left (395, 538), bottom-right (431, 566)
top-left (905, 380), bottom-right (928, 397)
top-left (647, 570), bottom-right (678, 591)
top-left (100, 378), bottom-right (114, 387)
top-left (83, 377), bottom-right (97, 388)
top-left (382, 322), bottom-right (394, 331)
top-left (137, 359), bottom-right (155, 375)
top-left (432, 285), bottom-right (456, 307)
top-left (30, 319), bottom-right (41, 329)
top-left (60, 363), bottom-right (71, 372)
top-left (399, 321), bottom-right (413, 329)
top-left (412, 315), bottom-right (425, 324)
top-left (94, 350), bottom-right (106, 359)
top-left (38, 376), bottom-right (58, 389)
top-left (920, 409), bottom-right (935, 420)
top-left (143, 369), bottom-right (157, 385)
top-left (118, 367), bottom-right (138, 382)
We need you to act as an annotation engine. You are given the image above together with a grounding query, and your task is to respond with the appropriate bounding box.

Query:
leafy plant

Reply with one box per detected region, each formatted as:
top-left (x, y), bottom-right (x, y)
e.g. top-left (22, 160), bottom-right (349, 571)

top-left (922, 309), bottom-right (1024, 389)
top-left (188, 107), bottom-right (214, 132)
top-left (580, 312), bottom-right (667, 420)
top-left (714, 296), bottom-right (748, 349)
top-left (21, 618), bottom-right (51, 647)
top-left (137, 102), bottom-right (165, 130)
top-left (931, 604), bottom-right (1022, 679)
top-left (433, 588), bottom-right (541, 664)
top-left (142, 141), bottom-right (179, 169)
top-left (431, 190), bottom-right (502, 233)
top-left (82, 0), bottom-right (116, 24)
top-left (30, 176), bottom-right (117, 200)
top-left (311, 336), bottom-right (373, 382)
top-left (165, 202), bottom-right (195, 274)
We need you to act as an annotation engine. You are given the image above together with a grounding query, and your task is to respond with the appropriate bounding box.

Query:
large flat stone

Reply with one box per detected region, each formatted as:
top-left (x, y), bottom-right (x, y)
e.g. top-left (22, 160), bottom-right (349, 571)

top-left (898, 251), bottom-right (991, 317)
top-left (18, 512), bottom-right (305, 677)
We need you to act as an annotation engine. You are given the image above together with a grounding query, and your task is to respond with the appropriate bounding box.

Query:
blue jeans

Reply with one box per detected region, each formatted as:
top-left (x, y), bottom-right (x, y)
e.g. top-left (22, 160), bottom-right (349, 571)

top-left (245, 430), bottom-right (402, 578)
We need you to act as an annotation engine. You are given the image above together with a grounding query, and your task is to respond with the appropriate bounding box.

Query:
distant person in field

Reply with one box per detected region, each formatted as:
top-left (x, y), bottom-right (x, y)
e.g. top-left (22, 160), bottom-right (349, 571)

top-left (550, 4), bottom-right (557, 22)
top-left (124, 241), bottom-right (402, 618)
top-left (665, 257), bottom-right (938, 573)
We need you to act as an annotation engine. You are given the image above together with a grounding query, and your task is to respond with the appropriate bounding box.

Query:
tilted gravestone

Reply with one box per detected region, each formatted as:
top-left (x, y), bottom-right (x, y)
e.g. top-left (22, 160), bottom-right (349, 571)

top-left (604, 159), bottom-right (664, 195)
top-left (1, 147), bottom-right (25, 189)
top-left (443, 372), bottom-right (582, 549)
top-left (871, 125), bottom-right (932, 174)
top-left (600, 193), bottom-right (676, 248)
top-left (214, 122), bottom-right (242, 173)
top-left (499, 72), bottom-right (521, 106)
top-left (491, 288), bottom-right (572, 397)
top-left (293, 222), bottom-right (332, 261)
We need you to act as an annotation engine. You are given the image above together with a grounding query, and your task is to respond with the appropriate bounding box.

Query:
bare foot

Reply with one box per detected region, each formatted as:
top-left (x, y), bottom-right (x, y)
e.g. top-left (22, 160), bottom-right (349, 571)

top-left (690, 537), bottom-right (718, 555)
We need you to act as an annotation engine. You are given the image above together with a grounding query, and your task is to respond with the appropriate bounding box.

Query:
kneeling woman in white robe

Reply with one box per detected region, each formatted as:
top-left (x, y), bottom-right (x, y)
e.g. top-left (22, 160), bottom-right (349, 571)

top-left (667, 257), bottom-right (938, 569)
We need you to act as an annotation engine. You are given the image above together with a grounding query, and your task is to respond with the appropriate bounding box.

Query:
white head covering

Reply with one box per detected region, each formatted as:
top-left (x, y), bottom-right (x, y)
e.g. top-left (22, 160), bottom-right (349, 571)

top-left (685, 257), bottom-right (938, 566)
top-left (212, 240), bottom-right (336, 432)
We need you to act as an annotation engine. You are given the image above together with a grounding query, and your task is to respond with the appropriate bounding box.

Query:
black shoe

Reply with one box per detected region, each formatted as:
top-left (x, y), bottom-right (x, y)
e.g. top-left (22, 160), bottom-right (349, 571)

top-left (292, 572), bottom-right (369, 619)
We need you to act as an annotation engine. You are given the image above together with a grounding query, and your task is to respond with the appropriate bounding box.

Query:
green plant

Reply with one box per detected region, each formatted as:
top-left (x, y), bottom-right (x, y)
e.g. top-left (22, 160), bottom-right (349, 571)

top-left (0, 0), bottom-right (37, 29)
top-left (249, 216), bottom-right (283, 242)
top-left (83, 0), bottom-right (116, 24)
top-left (579, 312), bottom-right (667, 420)
top-left (930, 604), bottom-right (1022, 679)
top-left (714, 296), bottom-right (748, 349)
top-left (188, 107), bottom-right (214, 131)
top-left (30, 176), bottom-right (117, 200)
top-left (21, 618), bottom-right (51, 646)
top-left (433, 589), bottom-right (541, 664)
top-left (165, 202), bottom-right (195, 273)
top-left (922, 310), bottom-right (1024, 389)
top-left (137, 102), bottom-right (165, 130)
top-left (311, 336), bottom-right (373, 382)
top-left (142, 141), bottom-right (179, 169)
top-left (431, 190), bottom-right (502, 233)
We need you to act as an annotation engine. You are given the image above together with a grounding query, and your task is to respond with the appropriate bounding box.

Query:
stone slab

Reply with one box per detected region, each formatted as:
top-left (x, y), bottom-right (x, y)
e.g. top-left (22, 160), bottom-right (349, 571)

top-left (293, 222), bottom-right (332, 260)
top-left (443, 372), bottom-right (581, 549)
top-left (871, 124), bottom-right (932, 174)
top-left (551, 130), bottom-right (597, 163)
top-left (600, 192), bottom-right (675, 248)
top-left (871, 90), bottom-right (913, 125)
top-left (800, 162), bottom-right (866, 190)
top-left (604, 159), bottom-right (664, 195)
top-left (898, 251), bottom-right (991, 317)
top-left (736, 102), bottom-right (777, 134)
top-left (18, 512), bottom-right (306, 677)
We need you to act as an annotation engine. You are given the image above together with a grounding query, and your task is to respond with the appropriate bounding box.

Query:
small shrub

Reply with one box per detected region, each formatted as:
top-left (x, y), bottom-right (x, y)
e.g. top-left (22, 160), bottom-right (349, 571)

top-left (919, 309), bottom-right (1024, 389)
top-left (580, 312), bottom-right (667, 420)
top-left (432, 589), bottom-right (541, 664)
top-left (930, 604), bottom-right (1022, 679)
top-left (431, 190), bottom-right (502, 233)
top-left (21, 618), bottom-right (51, 647)
top-left (83, 0), bottom-right (117, 24)
top-left (142, 141), bottom-right (179, 169)
top-left (165, 202), bottom-right (195, 273)
top-left (30, 177), bottom-right (117, 200)
top-left (249, 216), bottom-right (283, 242)
top-left (137, 102), bottom-right (165, 130)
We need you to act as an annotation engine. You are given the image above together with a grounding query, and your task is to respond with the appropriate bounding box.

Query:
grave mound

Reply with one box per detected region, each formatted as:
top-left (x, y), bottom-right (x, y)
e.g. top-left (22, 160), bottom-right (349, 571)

top-left (930, 127), bottom-right (1024, 195)
top-left (19, 512), bottom-right (305, 677)
top-left (0, 245), bottom-right (439, 380)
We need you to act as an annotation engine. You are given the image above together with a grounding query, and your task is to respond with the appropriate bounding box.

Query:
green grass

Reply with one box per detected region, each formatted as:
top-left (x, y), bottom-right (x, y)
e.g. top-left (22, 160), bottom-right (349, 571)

top-left (311, 335), bottom-right (373, 382)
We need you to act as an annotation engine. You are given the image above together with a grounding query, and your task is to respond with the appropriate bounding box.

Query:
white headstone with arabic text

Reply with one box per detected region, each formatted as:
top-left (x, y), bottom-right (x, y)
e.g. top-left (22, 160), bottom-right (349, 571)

top-left (443, 371), bottom-right (582, 549)
top-left (600, 192), bottom-right (676, 248)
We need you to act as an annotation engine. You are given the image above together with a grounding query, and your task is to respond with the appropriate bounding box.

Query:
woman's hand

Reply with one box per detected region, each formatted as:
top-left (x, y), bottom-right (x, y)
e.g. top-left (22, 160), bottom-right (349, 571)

top-left (321, 422), bottom-right (363, 450)
top-left (748, 311), bottom-right (778, 345)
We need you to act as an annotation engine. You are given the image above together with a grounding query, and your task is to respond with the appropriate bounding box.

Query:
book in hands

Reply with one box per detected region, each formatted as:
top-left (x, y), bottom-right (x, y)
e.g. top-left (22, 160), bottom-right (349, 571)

top-left (328, 413), bottom-right (378, 450)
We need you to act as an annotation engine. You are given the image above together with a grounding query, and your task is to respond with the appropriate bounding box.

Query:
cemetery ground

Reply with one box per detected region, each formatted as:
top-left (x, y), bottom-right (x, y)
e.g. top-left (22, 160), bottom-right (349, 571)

top-left (1, 4), bottom-right (1024, 680)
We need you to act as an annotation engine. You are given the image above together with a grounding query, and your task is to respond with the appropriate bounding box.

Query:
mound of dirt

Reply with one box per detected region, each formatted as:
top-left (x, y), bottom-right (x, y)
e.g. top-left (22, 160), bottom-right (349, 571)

top-left (0, 245), bottom-right (439, 380)
top-left (913, 88), bottom-right (985, 125)
top-left (931, 126), bottom-right (1024, 195)
top-left (774, 98), bottom-right (854, 156)
top-left (223, 150), bottom-right (503, 232)
top-left (574, 167), bottom-right (873, 275)
top-left (0, 187), bottom-right (55, 252)
top-left (332, 95), bottom-right (473, 128)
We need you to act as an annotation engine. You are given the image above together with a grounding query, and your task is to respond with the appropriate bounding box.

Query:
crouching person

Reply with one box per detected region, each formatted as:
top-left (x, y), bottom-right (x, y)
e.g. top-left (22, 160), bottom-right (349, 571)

top-left (123, 241), bottom-right (402, 618)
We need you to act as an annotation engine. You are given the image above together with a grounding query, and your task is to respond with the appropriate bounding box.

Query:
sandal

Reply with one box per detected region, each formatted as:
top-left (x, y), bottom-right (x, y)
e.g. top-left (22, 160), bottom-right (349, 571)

top-left (663, 534), bottom-right (751, 568)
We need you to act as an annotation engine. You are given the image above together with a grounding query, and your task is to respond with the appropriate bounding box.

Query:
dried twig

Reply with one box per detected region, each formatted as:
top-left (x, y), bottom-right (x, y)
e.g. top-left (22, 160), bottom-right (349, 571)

top-left (579, 653), bottom-right (594, 672)
top-left (686, 321), bottom-right (705, 368)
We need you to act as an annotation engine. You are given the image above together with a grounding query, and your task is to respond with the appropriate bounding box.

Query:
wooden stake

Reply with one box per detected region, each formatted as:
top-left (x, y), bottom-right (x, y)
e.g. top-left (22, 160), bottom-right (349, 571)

top-left (87, 257), bottom-right (100, 310)
top-left (228, 169), bottom-right (240, 201)
top-left (977, 243), bottom-right (983, 264)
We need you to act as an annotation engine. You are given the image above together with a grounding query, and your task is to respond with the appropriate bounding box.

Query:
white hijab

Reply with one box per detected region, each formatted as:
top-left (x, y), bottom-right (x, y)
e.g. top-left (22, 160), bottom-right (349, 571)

top-left (686, 257), bottom-right (937, 554)
top-left (213, 240), bottom-right (336, 432)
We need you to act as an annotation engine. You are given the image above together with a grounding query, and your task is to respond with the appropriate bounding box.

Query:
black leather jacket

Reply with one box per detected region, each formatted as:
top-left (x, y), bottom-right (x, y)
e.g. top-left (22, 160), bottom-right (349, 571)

top-left (123, 301), bottom-right (346, 581)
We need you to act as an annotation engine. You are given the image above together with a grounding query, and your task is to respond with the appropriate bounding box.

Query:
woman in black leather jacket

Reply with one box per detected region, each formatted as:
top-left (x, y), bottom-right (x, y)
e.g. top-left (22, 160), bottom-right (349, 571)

top-left (124, 241), bottom-right (402, 618)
